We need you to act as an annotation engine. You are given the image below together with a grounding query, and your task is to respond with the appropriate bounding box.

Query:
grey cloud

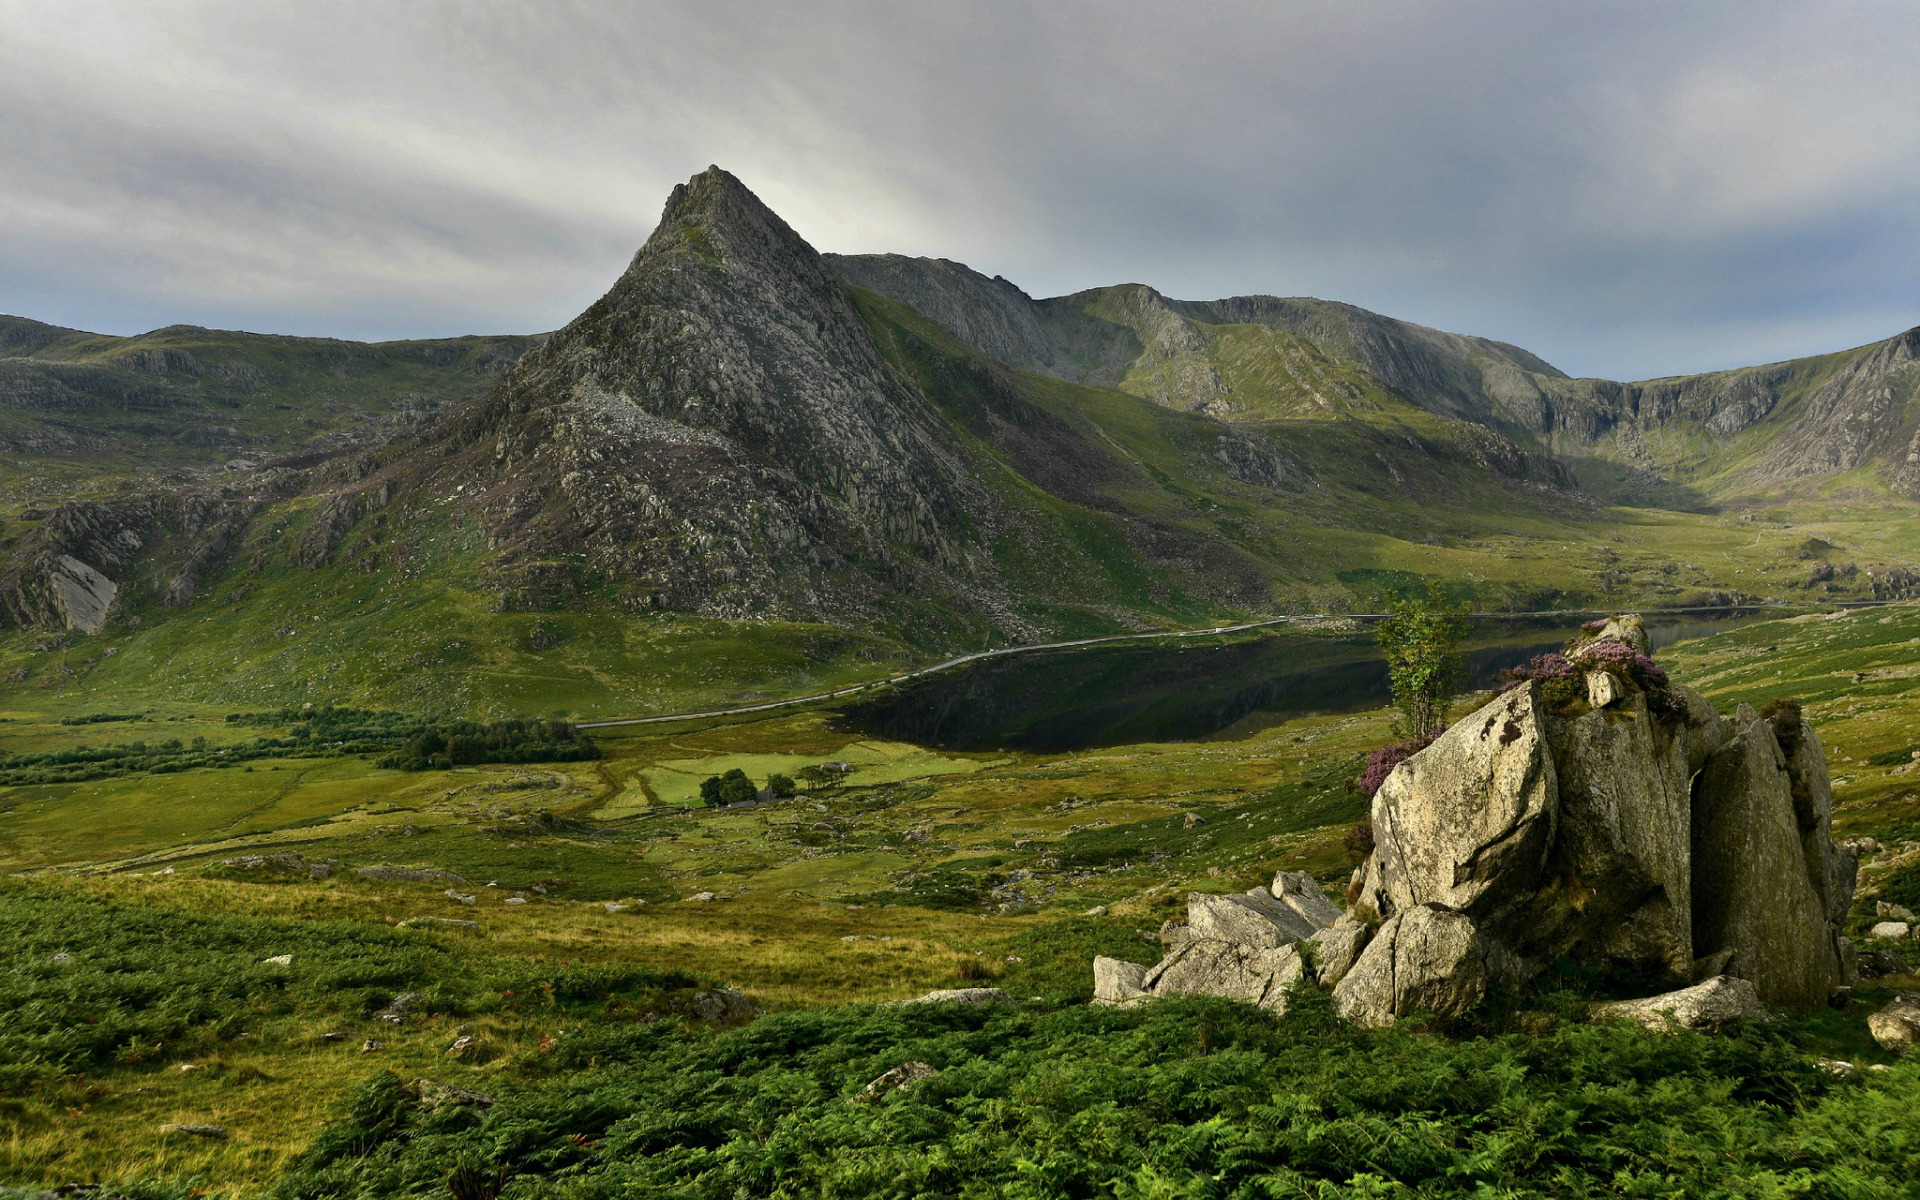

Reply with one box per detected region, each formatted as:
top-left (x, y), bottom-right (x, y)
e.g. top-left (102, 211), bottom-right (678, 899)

top-left (0, 0), bottom-right (1914, 378)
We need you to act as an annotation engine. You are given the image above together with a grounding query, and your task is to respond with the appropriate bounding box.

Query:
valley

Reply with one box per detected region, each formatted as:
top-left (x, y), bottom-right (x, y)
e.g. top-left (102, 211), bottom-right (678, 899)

top-left (4, 608), bottom-right (1920, 1192)
top-left (3, 166), bottom-right (1920, 1196)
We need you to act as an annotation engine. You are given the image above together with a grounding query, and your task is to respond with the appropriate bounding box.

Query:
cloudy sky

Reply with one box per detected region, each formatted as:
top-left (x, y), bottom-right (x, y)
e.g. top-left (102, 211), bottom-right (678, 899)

top-left (3, 0), bottom-right (1916, 380)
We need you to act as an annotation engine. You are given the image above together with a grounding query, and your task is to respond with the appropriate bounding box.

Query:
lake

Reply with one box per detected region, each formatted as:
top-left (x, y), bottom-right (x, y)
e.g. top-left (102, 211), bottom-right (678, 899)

top-left (836, 614), bottom-right (1758, 751)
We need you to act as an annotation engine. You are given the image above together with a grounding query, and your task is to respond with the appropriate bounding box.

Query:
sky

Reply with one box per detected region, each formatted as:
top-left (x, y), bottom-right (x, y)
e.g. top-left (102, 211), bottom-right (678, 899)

top-left (2, 0), bottom-right (1917, 381)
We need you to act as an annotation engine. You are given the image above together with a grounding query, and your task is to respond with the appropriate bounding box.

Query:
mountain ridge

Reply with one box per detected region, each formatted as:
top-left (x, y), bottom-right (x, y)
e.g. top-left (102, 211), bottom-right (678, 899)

top-left (2, 166), bottom-right (1916, 710)
top-left (828, 252), bottom-right (1920, 501)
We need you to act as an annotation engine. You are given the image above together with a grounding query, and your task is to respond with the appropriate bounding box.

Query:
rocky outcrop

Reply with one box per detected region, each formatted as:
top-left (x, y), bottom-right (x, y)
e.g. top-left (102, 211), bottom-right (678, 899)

top-left (48, 554), bottom-right (116, 633)
top-left (1103, 619), bottom-right (1857, 1027)
top-left (1691, 707), bottom-right (1843, 1009)
top-left (1347, 621), bottom-right (1852, 1016)
top-left (1332, 905), bottom-right (1492, 1028)
top-left (1591, 976), bottom-right (1770, 1032)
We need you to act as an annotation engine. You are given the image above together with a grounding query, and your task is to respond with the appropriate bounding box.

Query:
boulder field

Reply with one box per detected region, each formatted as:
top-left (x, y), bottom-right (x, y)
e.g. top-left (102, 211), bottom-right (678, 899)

top-left (1094, 616), bottom-right (1863, 1029)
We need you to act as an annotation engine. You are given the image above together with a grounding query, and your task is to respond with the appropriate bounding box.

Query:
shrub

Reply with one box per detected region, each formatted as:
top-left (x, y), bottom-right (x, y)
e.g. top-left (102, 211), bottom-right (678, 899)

top-left (698, 768), bottom-right (756, 806)
top-left (1760, 697), bottom-right (1803, 757)
top-left (1376, 594), bottom-right (1470, 738)
top-left (267, 992), bottom-right (1915, 1200)
top-left (1351, 732), bottom-right (1437, 798)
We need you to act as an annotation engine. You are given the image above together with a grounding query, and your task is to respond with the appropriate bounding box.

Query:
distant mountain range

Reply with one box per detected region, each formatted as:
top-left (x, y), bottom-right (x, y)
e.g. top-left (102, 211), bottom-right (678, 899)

top-left (2, 166), bottom-right (1916, 675)
top-left (827, 252), bottom-right (1920, 504)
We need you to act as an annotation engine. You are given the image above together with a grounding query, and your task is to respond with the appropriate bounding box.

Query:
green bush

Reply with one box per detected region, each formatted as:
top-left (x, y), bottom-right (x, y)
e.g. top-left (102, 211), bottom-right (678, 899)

top-left (271, 988), bottom-right (1920, 1199)
top-left (1, 708), bottom-right (596, 786)
top-left (698, 768), bottom-right (758, 807)
top-left (0, 884), bottom-right (698, 1090)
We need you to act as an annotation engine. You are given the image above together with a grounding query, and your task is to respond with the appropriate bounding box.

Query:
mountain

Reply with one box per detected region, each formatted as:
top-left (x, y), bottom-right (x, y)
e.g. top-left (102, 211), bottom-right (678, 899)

top-left (0, 169), bottom-right (1600, 672)
top-left (0, 314), bottom-right (537, 475)
top-left (828, 254), bottom-right (1920, 504)
top-left (2, 166), bottom-right (1915, 715)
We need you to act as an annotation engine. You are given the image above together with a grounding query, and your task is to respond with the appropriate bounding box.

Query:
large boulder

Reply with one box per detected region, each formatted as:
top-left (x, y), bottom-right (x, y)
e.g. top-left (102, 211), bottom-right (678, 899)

top-left (1187, 889), bottom-right (1322, 948)
top-left (1590, 975), bottom-right (1769, 1032)
top-left (1780, 718), bottom-right (1858, 929)
top-left (1091, 956), bottom-right (1150, 1005)
top-left (1366, 682), bottom-right (1557, 939)
top-left (1544, 688), bottom-right (1698, 981)
top-left (1868, 994), bottom-right (1920, 1053)
top-left (1690, 706), bottom-right (1842, 1010)
top-left (1145, 940), bottom-right (1305, 1012)
top-left (1332, 906), bottom-right (1490, 1028)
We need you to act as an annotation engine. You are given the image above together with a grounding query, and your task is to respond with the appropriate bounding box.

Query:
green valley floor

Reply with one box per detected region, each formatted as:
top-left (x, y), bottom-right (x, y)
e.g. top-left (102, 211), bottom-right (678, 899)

top-left (2, 608), bottom-right (1919, 1196)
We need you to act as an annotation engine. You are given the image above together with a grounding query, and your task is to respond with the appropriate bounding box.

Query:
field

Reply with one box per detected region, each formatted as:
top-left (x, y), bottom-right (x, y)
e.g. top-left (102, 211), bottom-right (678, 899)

top-left (3, 607), bottom-right (1920, 1195)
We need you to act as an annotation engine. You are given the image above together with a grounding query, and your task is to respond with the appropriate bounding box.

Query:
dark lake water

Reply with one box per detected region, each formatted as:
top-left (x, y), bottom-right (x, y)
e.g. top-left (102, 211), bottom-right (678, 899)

top-left (836, 614), bottom-right (1759, 752)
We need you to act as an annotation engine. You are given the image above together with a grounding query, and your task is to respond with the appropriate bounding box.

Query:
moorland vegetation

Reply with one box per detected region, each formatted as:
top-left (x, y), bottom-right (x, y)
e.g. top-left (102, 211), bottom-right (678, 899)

top-left (4, 166), bottom-right (1920, 1197)
top-left (1, 611), bottom-right (1918, 1196)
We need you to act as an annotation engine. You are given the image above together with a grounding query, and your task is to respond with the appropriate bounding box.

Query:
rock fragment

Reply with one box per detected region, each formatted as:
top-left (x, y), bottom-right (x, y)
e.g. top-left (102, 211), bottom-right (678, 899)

top-left (415, 1080), bottom-right (495, 1110)
top-left (1303, 914), bottom-right (1371, 988)
top-left (1186, 889), bottom-right (1320, 947)
top-left (1091, 956), bottom-right (1150, 1005)
top-left (356, 865), bottom-right (468, 884)
top-left (1868, 994), bottom-right (1920, 1053)
top-left (690, 986), bottom-right (760, 1026)
top-left (896, 987), bottom-right (1014, 1006)
top-left (158, 1123), bottom-right (227, 1139)
top-left (1590, 976), bottom-right (1770, 1032)
top-left (1148, 941), bottom-right (1304, 1012)
top-left (374, 993), bottom-right (424, 1024)
top-left (863, 1060), bottom-right (938, 1098)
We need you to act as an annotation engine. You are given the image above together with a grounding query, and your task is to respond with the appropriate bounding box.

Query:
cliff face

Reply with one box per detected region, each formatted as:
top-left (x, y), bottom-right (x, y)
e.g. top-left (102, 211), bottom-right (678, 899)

top-left (833, 254), bottom-right (1920, 500)
top-left (414, 167), bottom-right (1018, 630)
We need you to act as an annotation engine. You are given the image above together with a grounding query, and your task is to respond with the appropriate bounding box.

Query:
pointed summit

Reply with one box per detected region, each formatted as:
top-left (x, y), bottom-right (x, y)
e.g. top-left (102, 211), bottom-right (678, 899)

top-left (424, 167), bottom-right (1004, 625)
top-left (621, 166), bottom-right (838, 300)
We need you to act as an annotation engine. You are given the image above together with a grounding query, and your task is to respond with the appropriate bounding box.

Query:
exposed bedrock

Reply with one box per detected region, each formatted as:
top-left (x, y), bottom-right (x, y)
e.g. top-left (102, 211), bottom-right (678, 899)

top-left (1093, 616), bottom-right (1855, 1023)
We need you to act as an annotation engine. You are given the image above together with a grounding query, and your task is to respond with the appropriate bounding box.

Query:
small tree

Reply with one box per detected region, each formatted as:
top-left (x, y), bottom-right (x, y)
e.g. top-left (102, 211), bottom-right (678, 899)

top-left (765, 773), bottom-right (796, 799)
top-left (699, 769), bottom-right (759, 807)
top-left (1376, 592), bottom-right (1471, 739)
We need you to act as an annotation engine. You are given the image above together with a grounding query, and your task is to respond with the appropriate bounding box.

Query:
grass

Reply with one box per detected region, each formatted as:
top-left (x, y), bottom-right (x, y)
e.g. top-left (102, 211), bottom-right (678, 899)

top-left (263, 991), bottom-right (1920, 1200)
top-left (623, 740), bottom-right (1001, 811)
top-left (4, 607), bottom-right (1920, 1194)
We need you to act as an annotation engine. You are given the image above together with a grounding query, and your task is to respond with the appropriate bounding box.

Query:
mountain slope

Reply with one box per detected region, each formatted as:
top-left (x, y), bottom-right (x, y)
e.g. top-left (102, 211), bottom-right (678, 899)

top-left (829, 254), bottom-right (1920, 502)
top-left (0, 314), bottom-right (537, 476)
top-left (2, 169), bottom-right (1628, 686)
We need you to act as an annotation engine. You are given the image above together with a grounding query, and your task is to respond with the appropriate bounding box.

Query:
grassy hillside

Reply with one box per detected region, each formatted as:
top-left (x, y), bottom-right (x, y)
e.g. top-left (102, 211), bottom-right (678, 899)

top-left (0, 315), bottom-right (538, 507)
top-left (3, 606), bottom-right (1919, 1194)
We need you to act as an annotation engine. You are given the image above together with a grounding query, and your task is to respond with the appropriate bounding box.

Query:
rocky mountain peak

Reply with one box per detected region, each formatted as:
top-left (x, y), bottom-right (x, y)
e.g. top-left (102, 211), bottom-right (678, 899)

top-left (627, 165), bottom-right (841, 298)
top-left (417, 167), bottom-right (1007, 625)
